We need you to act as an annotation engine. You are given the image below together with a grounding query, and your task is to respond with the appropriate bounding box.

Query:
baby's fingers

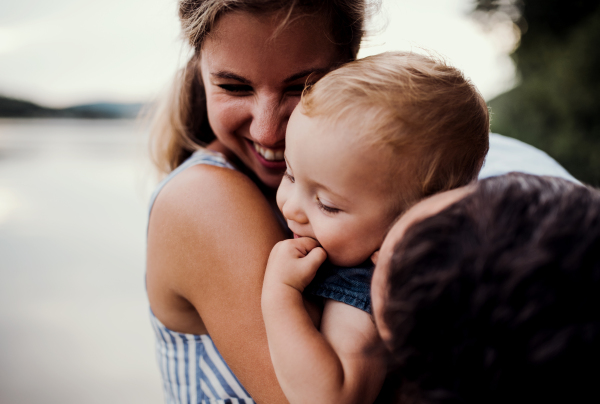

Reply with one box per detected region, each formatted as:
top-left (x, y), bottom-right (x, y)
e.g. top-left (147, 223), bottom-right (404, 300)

top-left (292, 246), bottom-right (327, 289)
top-left (293, 236), bottom-right (322, 256)
top-left (305, 246), bottom-right (327, 267)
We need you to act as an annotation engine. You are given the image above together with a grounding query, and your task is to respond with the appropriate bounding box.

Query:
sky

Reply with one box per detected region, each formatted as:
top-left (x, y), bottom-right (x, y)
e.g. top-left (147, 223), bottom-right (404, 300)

top-left (0, 0), bottom-right (518, 108)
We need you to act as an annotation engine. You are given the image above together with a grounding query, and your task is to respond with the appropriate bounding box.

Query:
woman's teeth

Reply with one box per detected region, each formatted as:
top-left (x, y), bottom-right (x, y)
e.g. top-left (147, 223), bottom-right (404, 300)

top-left (253, 143), bottom-right (284, 161)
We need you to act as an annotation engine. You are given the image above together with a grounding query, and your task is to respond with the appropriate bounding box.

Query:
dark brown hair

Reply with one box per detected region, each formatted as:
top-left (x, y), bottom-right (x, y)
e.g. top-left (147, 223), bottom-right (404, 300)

top-left (383, 173), bottom-right (600, 404)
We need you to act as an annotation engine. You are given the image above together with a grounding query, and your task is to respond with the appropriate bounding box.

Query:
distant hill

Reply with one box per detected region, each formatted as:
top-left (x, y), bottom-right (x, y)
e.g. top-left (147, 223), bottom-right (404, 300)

top-left (0, 95), bottom-right (143, 119)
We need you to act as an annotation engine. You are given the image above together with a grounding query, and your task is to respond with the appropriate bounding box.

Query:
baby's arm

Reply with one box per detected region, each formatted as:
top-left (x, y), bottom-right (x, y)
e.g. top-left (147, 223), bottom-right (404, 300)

top-left (262, 237), bottom-right (386, 404)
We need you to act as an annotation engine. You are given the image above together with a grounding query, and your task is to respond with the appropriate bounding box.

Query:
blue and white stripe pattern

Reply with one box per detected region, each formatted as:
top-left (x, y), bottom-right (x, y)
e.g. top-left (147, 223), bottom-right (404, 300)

top-left (150, 311), bottom-right (255, 404)
top-left (148, 148), bottom-right (255, 403)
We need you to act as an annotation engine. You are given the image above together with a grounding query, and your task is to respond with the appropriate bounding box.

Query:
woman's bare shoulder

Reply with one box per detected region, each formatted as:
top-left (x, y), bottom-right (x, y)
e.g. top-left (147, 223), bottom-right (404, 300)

top-left (148, 162), bottom-right (284, 288)
top-left (153, 163), bottom-right (266, 220)
top-left (151, 163), bottom-right (283, 239)
top-left (146, 163), bottom-right (288, 401)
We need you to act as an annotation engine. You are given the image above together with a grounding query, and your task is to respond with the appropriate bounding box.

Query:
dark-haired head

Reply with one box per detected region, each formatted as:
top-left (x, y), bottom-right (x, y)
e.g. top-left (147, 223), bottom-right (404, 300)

top-left (375, 173), bottom-right (600, 404)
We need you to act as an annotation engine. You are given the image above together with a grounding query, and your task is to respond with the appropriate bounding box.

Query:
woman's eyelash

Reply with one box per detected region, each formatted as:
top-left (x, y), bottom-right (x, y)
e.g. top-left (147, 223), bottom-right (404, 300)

top-left (218, 84), bottom-right (252, 93)
top-left (283, 172), bottom-right (295, 183)
top-left (316, 198), bottom-right (340, 214)
top-left (218, 83), bottom-right (310, 94)
top-left (286, 84), bottom-right (306, 93)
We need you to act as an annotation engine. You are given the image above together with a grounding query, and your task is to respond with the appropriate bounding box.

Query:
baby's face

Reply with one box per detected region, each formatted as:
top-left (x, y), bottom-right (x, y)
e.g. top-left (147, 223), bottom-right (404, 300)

top-left (277, 108), bottom-right (399, 267)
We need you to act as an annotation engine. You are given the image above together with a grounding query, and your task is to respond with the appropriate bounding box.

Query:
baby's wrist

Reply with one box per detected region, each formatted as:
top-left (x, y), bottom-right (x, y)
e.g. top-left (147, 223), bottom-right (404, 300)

top-left (262, 281), bottom-right (304, 317)
top-left (264, 276), bottom-right (302, 297)
top-left (264, 269), bottom-right (310, 294)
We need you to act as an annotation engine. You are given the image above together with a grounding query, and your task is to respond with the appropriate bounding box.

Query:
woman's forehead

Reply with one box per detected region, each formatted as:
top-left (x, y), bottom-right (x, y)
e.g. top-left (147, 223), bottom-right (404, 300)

top-left (200, 11), bottom-right (339, 73)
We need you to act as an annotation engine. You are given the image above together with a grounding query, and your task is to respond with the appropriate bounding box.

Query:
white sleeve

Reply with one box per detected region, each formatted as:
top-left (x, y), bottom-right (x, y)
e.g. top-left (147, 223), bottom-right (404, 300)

top-left (478, 133), bottom-right (579, 183)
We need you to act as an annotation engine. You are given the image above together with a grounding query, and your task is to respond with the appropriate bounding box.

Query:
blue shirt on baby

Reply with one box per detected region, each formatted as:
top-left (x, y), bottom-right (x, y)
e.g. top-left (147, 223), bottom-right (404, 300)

top-left (305, 260), bottom-right (374, 314)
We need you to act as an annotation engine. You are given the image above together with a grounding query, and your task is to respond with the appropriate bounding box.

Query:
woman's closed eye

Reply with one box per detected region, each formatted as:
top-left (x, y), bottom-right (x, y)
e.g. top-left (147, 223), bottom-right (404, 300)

top-left (218, 83), bottom-right (308, 94)
top-left (218, 84), bottom-right (253, 93)
top-left (285, 84), bottom-right (306, 94)
top-left (316, 197), bottom-right (340, 214)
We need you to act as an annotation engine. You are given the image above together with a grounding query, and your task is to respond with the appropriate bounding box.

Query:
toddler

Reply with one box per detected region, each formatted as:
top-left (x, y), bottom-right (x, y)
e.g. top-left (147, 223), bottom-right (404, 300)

top-left (261, 51), bottom-right (490, 404)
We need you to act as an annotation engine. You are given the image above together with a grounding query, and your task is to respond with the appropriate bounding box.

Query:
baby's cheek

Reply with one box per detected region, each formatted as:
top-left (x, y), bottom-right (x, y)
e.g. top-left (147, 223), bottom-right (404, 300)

top-left (275, 182), bottom-right (288, 213)
top-left (320, 229), bottom-right (370, 267)
top-left (314, 228), bottom-right (344, 264)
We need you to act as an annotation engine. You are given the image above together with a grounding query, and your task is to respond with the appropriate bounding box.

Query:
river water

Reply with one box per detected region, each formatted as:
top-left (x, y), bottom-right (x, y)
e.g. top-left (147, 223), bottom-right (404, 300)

top-left (0, 119), bottom-right (163, 403)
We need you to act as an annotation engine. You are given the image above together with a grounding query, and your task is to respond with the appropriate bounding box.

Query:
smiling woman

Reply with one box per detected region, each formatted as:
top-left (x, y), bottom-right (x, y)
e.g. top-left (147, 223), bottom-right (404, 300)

top-left (198, 11), bottom-right (339, 188)
top-left (145, 1), bottom-right (374, 403)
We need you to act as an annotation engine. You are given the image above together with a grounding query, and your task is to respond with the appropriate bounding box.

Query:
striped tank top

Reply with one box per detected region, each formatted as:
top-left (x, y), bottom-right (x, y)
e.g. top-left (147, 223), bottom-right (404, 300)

top-left (148, 149), bottom-right (255, 404)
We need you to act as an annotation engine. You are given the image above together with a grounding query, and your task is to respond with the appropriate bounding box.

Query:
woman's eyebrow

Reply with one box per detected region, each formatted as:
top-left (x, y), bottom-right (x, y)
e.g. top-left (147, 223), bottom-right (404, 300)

top-left (211, 71), bottom-right (251, 84)
top-left (284, 68), bottom-right (329, 83)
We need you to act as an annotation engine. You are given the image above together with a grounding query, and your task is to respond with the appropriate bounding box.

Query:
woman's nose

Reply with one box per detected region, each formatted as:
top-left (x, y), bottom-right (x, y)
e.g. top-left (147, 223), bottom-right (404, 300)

top-left (249, 96), bottom-right (290, 148)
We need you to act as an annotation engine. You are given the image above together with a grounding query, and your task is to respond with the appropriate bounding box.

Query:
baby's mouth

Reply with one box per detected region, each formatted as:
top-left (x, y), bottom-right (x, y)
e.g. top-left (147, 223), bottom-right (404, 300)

top-left (251, 141), bottom-right (284, 162)
top-left (292, 232), bottom-right (320, 245)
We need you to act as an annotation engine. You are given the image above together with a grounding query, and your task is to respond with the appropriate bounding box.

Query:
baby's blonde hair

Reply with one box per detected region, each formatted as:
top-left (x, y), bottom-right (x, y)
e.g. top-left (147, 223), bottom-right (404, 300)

top-left (301, 51), bottom-right (490, 209)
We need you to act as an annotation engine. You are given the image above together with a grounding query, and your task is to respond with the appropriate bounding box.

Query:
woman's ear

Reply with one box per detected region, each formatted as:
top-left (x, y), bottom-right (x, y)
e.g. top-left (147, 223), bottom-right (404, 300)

top-left (371, 250), bottom-right (380, 265)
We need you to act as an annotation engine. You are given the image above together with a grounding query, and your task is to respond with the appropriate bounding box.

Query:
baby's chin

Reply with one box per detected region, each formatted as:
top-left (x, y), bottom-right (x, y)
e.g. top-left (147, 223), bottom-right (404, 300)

top-left (327, 253), bottom-right (373, 268)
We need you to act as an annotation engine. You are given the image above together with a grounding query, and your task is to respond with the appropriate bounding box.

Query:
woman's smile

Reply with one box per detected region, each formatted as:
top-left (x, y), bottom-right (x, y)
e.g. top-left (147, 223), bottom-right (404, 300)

top-left (246, 139), bottom-right (286, 170)
top-left (199, 11), bottom-right (339, 189)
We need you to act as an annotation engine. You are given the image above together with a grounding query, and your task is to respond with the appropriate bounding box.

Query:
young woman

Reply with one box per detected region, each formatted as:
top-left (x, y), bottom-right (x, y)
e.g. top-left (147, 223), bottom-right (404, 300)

top-left (145, 1), bottom-right (374, 402)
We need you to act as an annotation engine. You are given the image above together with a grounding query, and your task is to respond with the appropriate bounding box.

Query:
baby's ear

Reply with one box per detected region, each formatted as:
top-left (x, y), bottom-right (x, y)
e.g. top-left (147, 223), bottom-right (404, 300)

top-left (371, 250), bottom-right (380, 265)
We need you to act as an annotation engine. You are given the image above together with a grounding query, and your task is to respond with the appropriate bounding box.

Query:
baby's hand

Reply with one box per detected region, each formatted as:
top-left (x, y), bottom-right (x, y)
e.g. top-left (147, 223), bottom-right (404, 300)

top-left (265, 237), bottom-right (327, 292)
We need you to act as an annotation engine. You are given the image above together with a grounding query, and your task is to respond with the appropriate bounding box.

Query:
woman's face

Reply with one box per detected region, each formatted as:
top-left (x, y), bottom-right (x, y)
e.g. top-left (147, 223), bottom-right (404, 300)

top-left (200, 11), bottom-right (341, 188)
top-left (371, 188), bottom-right (472, 346)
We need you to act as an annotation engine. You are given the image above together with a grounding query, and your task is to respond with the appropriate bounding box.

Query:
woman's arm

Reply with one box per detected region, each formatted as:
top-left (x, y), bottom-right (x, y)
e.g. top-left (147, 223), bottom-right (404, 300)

top-left (262, 238), bottom-right (386, 404)
top-left (146, 163), bottom-right (288, 403)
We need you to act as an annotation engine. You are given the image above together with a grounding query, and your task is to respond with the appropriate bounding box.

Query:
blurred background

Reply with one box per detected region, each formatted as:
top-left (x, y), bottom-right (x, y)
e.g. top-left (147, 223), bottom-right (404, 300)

top-left (0, 0), bottom-right (598, 402)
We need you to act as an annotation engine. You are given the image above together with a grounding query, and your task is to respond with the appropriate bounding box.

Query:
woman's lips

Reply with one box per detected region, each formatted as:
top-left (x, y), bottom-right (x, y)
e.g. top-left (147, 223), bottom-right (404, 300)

top-left (247, 140), bottom-right (286, 170)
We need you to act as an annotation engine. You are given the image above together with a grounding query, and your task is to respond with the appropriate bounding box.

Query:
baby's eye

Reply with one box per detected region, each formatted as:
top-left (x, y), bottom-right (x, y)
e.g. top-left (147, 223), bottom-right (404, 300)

top-left (218, 84), bottom-right (253, 93)
top-left (283, 171), bottom-right (295, 183)
top-left (316, 197), bottom-right (340, 214)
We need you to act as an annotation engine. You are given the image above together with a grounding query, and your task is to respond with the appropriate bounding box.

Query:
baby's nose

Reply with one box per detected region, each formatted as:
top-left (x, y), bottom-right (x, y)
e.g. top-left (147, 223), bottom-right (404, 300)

top-left (282, 197), bottom-right (308, 225)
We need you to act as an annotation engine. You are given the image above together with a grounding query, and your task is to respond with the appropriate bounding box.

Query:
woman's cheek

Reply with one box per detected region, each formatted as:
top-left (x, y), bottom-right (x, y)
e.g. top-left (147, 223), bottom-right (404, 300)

top-left (207, 96), bottom-right (250, 138)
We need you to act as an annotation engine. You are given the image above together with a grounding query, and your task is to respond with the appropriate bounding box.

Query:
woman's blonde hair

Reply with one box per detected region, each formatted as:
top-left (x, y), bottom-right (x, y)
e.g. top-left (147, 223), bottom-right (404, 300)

top-left (150, 0), bottom-right (377, 174)
top-left (301, 51), bottom-right (490, 208)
